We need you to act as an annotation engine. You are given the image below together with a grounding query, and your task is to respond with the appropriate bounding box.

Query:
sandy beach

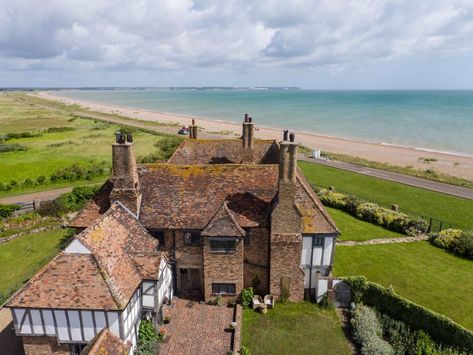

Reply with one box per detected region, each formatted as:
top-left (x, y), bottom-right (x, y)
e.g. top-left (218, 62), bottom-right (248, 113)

top-left (35, 91), bottom-right (473, 181)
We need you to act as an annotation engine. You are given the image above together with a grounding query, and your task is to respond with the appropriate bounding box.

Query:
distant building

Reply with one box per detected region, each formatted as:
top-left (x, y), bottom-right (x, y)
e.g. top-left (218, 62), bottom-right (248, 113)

top-left (6, 115), bottom-right (338, 354)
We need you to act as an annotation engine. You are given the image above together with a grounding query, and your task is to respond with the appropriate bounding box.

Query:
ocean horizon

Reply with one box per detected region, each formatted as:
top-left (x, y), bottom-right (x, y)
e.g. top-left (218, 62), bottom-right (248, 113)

top-left (58, 89), bottom-right (473, 156)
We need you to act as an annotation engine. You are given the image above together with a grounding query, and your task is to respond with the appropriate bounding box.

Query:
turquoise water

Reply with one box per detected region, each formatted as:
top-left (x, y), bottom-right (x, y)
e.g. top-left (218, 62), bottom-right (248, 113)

top-left (60, 89), bottom-right (473, 155)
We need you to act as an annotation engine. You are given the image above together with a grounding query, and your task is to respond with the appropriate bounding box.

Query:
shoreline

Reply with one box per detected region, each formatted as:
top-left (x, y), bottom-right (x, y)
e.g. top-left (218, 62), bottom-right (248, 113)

top-left (34, 91), bottom-right (473, 180)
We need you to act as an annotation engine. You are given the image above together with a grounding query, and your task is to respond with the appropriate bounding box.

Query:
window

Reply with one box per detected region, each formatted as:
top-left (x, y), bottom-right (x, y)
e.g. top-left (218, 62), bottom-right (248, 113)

top-left (212, 283), bottom-right (236, 295)
top-left (313, 236), bottom-right (324, 247)
top-left (184, 231), bottom-right (201, 246)
top-left (210, 239), bottom-right (236, 253)
top-left (149, 230), bottom-right (165, 246)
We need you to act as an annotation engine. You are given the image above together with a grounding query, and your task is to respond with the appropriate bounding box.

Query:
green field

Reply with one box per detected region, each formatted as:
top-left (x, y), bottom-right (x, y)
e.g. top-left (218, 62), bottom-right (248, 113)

top-left (242, 302), bottom-right (351, 355)
top-left (0, 93), bottom-right (174, 196)
top-left (326, 207), bottom-right (403, 241)
top-left (334, 242), bottom-right (473, 329)
top-left (299, 161), bottom-right (473, 230)
top-left (0, 228), bottom-right (66, 304)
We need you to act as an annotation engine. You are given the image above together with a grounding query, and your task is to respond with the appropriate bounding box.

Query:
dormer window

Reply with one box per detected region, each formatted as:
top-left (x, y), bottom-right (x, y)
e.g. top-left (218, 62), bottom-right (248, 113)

top-left (184, 231), bottom-right (201, 246)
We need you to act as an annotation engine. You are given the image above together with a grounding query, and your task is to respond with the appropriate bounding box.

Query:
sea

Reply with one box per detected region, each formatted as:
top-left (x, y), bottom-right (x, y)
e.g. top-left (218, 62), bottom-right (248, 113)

top-left (59, 89), bottom-right (473, 156)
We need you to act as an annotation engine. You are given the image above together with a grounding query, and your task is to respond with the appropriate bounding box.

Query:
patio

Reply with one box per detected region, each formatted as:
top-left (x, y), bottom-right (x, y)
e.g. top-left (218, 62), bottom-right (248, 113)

top-left (159, 297), bottom-right (241, 355)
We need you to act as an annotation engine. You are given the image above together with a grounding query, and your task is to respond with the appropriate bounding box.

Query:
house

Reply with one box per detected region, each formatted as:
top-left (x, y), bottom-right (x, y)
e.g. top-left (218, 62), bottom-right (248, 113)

top-left (70, 115), bottom-right (338, 302)
top-left (6, 202), bottom-right (173, 355)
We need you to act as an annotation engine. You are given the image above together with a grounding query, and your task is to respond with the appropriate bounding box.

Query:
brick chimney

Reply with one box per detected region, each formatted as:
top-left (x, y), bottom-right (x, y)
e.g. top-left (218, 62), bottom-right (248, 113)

top-left (189, 119), bottom-right (198, 139)
top-left (269, 131), bottom-right (304, 302)
top-left (241, 114), bottom-right (254, 163)
top-left (110, 132), bottom-right (141, 215)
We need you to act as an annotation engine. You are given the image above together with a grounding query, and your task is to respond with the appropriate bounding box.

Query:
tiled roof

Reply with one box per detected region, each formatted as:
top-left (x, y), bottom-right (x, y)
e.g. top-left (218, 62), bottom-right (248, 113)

top-left (81, 328), bottom-right (131, 355)
top-left (201, 201), bottom-right (246, 237)
top-left (139, 164), bottom-right (277, 229)
top-left (6, 253), bottom-right (118, 309)
top-left (69, 180), bottom-right (112, 228)
top-left (167, 139), bottom-right (279, 164)
top-left (71, 164), bottom-right (337, 234)
top-left (8, 202), bottom-right (162, 310)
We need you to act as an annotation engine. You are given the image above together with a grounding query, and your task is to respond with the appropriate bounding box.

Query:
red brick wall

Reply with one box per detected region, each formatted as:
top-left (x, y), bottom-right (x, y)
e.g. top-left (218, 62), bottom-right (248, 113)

top-left (243, 228), bottom-right (269, 294)
top-left (22, 336), bottom-right (69, 355)
top-left (270, 233), bottom-right (305, 301)
top-left (203, 237), bottom-right (243, 301)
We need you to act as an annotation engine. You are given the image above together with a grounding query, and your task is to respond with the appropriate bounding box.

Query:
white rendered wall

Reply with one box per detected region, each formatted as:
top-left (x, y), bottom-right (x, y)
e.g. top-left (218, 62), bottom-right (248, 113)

top-left (322, 237), bottom-right (333, 265)
top-left (64, 239), bottom-right (91, 254)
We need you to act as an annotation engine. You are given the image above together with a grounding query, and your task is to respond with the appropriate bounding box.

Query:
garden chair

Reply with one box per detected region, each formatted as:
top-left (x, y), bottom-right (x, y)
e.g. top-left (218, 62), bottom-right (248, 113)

top-left (264, 294), bottom-right (274, 309)
top-left (252, 295), bottom-right (263, 309)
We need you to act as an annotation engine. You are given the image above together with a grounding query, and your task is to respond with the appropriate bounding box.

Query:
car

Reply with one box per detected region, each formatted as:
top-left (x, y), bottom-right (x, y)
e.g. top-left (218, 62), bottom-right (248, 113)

top-left (178, 128), bottom-right (189, 135)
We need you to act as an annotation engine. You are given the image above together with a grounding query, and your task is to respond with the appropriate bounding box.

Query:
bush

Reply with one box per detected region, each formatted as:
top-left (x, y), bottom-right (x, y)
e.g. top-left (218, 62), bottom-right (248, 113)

top-left (318, 189), bottom-right (428, 235)
top-left (155, 136), bottom-right (184, 160)
top-left (0, 204), bottom-right (20, 219)
top-left (351, 304), bottom-right (394, 355)
top-left (136, 319), bottom-right (159, 355)
top-left (240, 346), bottom-right (250, 355)
top-left (38, 186), bottom-right (99, 216)
top-left (0, 143), bottom-right (27, 153)
top-left (429, 229), bottom-right (473, 260)
top-left (345, 276), bottom-right (473, 352)
top-left (2, 131), bottom-right (42, 140)
top-left (241, 287), bottom-right (254, 309)
top-left (46, 126), bottom-right (76, 133)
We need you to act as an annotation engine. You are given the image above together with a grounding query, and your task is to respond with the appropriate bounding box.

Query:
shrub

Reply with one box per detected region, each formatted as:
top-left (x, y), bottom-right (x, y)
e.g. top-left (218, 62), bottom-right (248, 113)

top-left (0, 143), bottom-right (27, 153)
top-left (429, 229), bottom-right (473, 260)
top-left (344, 276), bottom-right (473, 352)
top-left (38, 186), bottom-right (99, 216)
top-left (318, 189), bottom-right (428, 235)
top-left (241, 287), bottom-right (254, 309)
top-left (0, 204), bottom-right (20, 219)
top-left (240, 346), bottom-right (250, 355)
top-left (46, 126), bottom-right (76, 133)
top-left (2, 131), bottom-right (42, 140)
top-left (279, 286), bottom-right (290, 304)
top-left (155, 136), bottom-right (184, 160)
top-left (351, 304), bottom-right (394, 355)
top-left (136, 319), bottom-right (159, 355)
top-left (454, 231), bottom-right (473, 259)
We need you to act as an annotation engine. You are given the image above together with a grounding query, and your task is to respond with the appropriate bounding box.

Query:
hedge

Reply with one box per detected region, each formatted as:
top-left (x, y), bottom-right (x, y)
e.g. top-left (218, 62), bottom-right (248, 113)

top-left (0, 204), bottom-right (20, 219)
top-left (344, 276), bottom-right (473, 352)
top-left (318, 189), bottom-right (428, 236)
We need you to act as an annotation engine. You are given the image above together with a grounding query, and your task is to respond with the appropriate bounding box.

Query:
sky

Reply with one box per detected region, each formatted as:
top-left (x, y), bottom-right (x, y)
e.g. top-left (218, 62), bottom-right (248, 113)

top-left (1, 0), bottom-right (473, 89)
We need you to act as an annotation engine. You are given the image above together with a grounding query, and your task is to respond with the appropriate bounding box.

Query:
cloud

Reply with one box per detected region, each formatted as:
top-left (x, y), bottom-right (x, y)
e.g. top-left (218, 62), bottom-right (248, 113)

top-left (0, 0), bottom-right (472, 86)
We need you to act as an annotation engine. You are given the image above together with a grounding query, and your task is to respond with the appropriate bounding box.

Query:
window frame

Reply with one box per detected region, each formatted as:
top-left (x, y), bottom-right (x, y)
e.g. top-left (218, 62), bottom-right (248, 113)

top-left (183, 230), bottom-right (201, 246)
top-left (313, 236), bottom-right (324, 247)
top-left (212, 283), bottom-right (236, 295)
top-left (209, 238), bottom-right (237, 253)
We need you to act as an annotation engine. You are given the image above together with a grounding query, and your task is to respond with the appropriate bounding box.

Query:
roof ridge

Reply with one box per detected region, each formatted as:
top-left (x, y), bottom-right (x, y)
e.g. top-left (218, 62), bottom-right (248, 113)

top-left (89, 252), bottom-right (124, 309)
top-left (222, 201), bottom-right (246, 235)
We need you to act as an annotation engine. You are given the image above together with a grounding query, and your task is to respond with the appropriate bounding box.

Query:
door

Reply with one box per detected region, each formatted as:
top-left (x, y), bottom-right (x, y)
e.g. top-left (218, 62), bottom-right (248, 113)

top-left (179, 268), bottom-right (202, 295)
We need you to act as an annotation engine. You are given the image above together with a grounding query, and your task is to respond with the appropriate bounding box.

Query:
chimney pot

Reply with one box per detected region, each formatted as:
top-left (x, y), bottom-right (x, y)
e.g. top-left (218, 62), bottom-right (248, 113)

top-left (126, 134), bottom-right (133, 143)
top-left (283, 130), bottom-right (289, 141)
top-left (244, 113), bottom-right (248, 122)
top-left (289, 133), bottom-right (295, 142)
top-left (248, 116), bottom-right (252, 123)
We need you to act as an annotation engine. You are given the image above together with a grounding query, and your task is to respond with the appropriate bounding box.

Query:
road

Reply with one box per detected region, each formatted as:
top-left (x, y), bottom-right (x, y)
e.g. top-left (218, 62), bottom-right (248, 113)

top-left (0, 187), bottom-right (76, 205)
top-left (299, 155), bottom-right (473, 200)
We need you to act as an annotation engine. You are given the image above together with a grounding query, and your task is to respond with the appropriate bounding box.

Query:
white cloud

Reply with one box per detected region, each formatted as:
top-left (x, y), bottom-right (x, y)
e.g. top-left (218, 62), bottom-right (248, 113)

top-left (0, 0), bottom-right (472, 86)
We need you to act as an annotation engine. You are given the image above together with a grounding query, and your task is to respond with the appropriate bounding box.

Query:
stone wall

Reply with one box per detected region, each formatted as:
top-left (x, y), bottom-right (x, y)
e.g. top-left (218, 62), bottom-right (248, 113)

top-left (22, 336), bottom-right (69, 355)
top-left (270, 233), bottom-right (305, 301)
top-left (203, 237), bottom-right (244, 301)
top-left (243, 228), bottom-right (269, 294)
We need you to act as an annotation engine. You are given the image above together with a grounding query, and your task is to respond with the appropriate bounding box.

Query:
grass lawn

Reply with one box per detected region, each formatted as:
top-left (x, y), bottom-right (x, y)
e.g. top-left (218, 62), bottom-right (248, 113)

top-left (0, 228), bottom-right (66, 305)
top-left (334, 241), bottom-right (473, 329)
top-left (242, 302), bottom-right (351, 355)
top-left (326, 206), bottom-right (404, 241)
top-left (0, 93), bottom-right (176, 196)
top-left (299, 161), bottom-right (473, 230)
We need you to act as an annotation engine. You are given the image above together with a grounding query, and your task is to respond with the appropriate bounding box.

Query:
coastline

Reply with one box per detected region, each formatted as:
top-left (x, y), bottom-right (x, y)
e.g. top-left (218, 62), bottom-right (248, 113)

top-left (34, 91), bottom-right (473, 180)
